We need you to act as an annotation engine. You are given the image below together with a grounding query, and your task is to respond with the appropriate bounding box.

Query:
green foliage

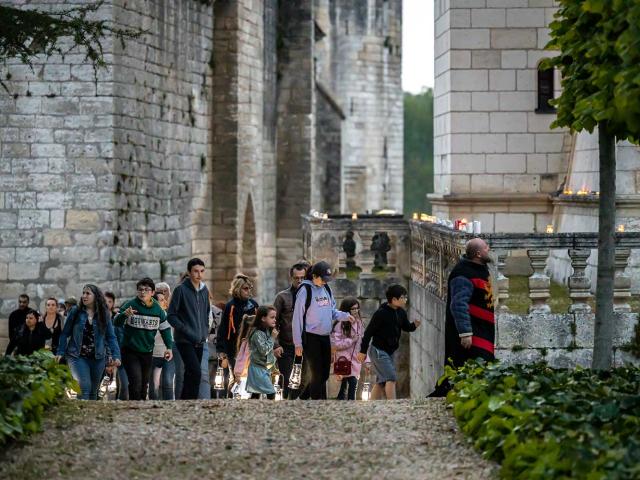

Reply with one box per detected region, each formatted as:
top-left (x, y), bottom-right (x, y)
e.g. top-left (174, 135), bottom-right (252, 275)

top-left (543, 0), bottom-right (640, 141)
top-left (0, 351), bottom-right (78, 445)
top-left (0, 1), bottom-right (141, 92)
top-left (445, 361), bottom-right (640, 479)
top-left (404, 89), bottom-right (434, 215)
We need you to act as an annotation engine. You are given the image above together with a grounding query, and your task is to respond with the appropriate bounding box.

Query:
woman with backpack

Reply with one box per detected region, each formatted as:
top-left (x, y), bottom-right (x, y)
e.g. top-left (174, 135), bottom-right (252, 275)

top-left (292, 261), bottom-right (353, 400)
top-left (245, 306), bottom-right (279, 399)
top-left (331, 297), bottom-right (366, 400)
top-left (216, 274), bottom-right (259, 396)
top-left (56, 284), bottom-right (121, 400)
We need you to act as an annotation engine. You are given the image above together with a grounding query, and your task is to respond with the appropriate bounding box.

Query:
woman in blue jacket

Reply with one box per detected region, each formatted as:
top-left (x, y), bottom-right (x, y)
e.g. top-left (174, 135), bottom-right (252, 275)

top-left (56, 284), bottom-right (121, 400)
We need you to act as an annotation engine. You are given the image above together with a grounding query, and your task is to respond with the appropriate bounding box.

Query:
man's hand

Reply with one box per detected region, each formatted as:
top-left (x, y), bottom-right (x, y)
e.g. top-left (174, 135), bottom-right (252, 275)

top-left (109, 358), bottom-right (121, 367)
top-left (124, 306), bottom-right (137, 317)
top-left (295, 346), bottom-right (303, 357)
top-left (356, 352), bottom-right (366, 364)
top-left (413, 319), bottom-right (422, 328)
top-left (105, 366), bottom-right (114, 375)
top-left (54, 355), bottom-right (62, 363)
top-left (274, 346), bottom-right (283, 358)
top-left (460, 336), bottom-right (472, 349)
top-left (164, 350), bottom-right (173, 361)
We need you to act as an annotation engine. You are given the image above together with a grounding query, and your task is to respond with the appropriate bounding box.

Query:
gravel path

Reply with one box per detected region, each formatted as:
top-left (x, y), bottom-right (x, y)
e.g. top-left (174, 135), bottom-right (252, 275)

top-left (1, 399), bottom-right (497, 479)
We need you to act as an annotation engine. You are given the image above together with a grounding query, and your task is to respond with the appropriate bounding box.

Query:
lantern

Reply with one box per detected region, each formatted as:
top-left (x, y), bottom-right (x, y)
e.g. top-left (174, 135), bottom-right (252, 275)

top-left (351, 212), bottom-right (358, 220)
top-left (272, 372), bottom-right (282, 390)
top-left (617, 224), bottom-right (625, 233)
top-left (546, 225), bottom-right (554, 234)
top-left (274, 386), bottom-right (283, 401)
top-left (412, 212), bottom-right (418, 220)
top-left (361, 382), bottom-right (371, 401)
top-left (289, 362), bottom-right (302, 390)
top-left (214, 360), bottom-right (225, 391)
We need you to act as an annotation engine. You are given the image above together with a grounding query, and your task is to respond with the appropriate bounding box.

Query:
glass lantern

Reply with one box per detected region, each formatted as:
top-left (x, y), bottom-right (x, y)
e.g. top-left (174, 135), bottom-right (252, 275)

top-left (214, 364), bottom-right (225, 391)
top-left (289, 362), bottom-right (302, 390)
top-left (361, 382), bottom-right (371, 401)
top-left (274, 385), bottom-right (283, 401)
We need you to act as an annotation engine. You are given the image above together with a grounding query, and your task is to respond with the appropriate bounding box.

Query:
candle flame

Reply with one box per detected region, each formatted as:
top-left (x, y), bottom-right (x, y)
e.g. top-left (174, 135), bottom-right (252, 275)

top-left (617, 224), bottom-right (625, 233)
top-left (546, 225), bottom-right (554, 234)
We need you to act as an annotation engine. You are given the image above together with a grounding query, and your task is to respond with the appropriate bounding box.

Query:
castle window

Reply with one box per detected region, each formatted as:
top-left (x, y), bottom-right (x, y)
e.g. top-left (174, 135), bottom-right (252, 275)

top-left (536, 65), bottom-right (556, 114)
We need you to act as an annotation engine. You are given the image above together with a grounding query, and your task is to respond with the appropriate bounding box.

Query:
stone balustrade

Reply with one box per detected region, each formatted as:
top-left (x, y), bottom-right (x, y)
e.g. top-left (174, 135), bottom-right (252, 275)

top-left (302, 215), bottom-right (640, 398)
top-left (410, 220), bottom-right (640, 397)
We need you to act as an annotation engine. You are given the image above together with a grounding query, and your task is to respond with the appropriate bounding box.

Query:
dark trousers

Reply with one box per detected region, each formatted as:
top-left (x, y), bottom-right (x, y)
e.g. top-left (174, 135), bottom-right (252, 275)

top-left (277, 343), bottom-right (295, 398)
top-left (122, 348), bottom-right (153, 401)
top-left (300, 333), bottom-right (331, 400)
top-left (176, 341), bottom-right (203, 400)
top-left (337, 376), bottom-right (358, 400)
top-left (250, 393), bottom-right (275, 400)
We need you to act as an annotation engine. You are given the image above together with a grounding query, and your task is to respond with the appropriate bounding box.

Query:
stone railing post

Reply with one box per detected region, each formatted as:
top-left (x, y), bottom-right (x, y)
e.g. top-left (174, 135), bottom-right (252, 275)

top-left (527, 249), bottom-right (550, 313)
top-left (495, 250), bottom-right (509, 312)
top-left (568, 249), bottom-right (592, 313)
top-left (614, 248), bottom-right (632, 312)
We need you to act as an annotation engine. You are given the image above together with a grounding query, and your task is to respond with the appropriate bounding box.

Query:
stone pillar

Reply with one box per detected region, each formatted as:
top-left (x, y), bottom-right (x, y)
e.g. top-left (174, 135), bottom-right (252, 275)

top-left (614, 248), bottom-right (632, 312)
top-left (568, 249), bottom-right (592, 313)
top-left (276, 0), bottom-right (315, 284)
top-left (495, 250), bottom-right (510, 312)
top-left (528, 249), bottom-right (550, 313)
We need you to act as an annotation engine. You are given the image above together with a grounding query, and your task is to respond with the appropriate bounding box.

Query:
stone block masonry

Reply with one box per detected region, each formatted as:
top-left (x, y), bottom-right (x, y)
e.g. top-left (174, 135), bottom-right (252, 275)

top-left (0, 0), bottom-right (215, 347)
top-left (432, 0), bottom-right (569, 232)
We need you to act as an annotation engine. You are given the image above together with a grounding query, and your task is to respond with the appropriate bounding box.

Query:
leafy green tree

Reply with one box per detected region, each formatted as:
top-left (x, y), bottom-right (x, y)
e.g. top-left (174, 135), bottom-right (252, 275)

top-left (543, 0), bottom-right (640, 369)
top-left (0, 1), bottom-right (140, 92)
top-left (404, 88), bottom-right (434, 215)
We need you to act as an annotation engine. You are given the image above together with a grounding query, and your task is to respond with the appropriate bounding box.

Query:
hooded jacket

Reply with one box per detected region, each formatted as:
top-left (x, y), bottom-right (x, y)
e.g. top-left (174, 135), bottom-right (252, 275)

top-left (167, 279), bottom-right (210, 345)
top-left (331, 318), bottom-right (366, 378)
top-left (292, 280), bottom-right (349, 347)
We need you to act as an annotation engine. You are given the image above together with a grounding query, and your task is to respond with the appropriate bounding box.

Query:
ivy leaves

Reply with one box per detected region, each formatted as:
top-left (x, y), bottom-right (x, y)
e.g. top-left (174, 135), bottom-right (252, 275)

top-left (445, 361), bottom-right (640, 479)
top-left (0, 351), bottom-right (78, 445)
top-left (543, 0), bottom-right (640, 142)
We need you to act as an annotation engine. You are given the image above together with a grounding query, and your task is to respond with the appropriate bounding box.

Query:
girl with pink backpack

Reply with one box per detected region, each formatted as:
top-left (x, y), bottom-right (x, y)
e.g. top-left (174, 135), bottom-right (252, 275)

top-left (331, 297), bottom-right (366, 400)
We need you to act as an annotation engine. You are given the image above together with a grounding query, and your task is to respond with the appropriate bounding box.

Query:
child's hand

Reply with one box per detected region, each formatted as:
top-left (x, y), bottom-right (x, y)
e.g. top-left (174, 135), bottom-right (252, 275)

top-left (356, 352), bottom-right (366, 364)
top-left (271, 328), bottom-right (279, 339)
top-left (274, 346), bottom-right (283, 358)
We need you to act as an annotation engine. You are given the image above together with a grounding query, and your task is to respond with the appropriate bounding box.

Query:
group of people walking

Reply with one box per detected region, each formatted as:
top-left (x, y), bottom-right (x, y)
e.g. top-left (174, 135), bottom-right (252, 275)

top-left (5, 236), bottom-right (495, 401)
top-left (5, 257), bottom-right (424, 401)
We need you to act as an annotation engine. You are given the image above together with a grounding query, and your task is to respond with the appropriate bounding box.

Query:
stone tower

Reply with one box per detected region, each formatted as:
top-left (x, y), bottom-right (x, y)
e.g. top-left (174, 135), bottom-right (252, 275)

top-left (0, 0), bottom-right (402, 348)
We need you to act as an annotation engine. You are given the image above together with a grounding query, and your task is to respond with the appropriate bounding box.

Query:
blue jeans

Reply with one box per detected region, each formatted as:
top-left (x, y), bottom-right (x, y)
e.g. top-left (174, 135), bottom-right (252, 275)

top-left (67, 356), bottom-right (106, 400)
top-left (117, 364), bottom-right (129, 400)
top-left (149, 356), bottom-right (175, 400)
top-left (199, 343), bottom-right (211, 399)
top-left (337, 376), bottom-right (358, 400)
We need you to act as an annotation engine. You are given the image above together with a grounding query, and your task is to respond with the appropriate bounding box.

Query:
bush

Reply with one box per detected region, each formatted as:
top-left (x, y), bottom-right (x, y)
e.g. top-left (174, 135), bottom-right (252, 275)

top-left (445, 361), bottom-right (640, 479)
top-left (0, 350), bottom-right (78, 445)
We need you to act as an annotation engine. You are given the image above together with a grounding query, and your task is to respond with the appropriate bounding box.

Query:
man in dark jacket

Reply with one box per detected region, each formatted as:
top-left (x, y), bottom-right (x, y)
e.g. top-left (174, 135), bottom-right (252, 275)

top-left (5, 294), bottom-right (30, 355)
top-left (430, 238), bottom-right (495, 397)
top-left (273, 262), bottom-right (308, 397)
top-left (357, 284), bottom-right (421, 400)
top-left (167, 258), bottom-right (211, 399)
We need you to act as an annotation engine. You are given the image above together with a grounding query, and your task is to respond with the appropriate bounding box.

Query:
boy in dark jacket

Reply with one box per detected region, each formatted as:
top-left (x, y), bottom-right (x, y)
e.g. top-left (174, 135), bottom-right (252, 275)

top-left (357, 284), bottom-right (421, 400)
top-left (167, 258), bottom-right (211, 399)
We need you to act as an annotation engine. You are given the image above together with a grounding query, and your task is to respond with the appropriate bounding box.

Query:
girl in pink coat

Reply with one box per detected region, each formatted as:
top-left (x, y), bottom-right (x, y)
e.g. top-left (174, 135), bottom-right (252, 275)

top-left (331, 297), bottom-right (366, 400)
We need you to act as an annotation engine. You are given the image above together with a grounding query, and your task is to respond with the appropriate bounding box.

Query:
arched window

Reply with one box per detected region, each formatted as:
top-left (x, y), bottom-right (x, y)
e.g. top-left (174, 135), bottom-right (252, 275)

top-left (536, 65), bottom-right (556, 113)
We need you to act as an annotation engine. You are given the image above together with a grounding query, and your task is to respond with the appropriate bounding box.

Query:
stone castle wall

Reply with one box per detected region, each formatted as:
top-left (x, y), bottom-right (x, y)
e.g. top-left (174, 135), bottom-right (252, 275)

top-left (0, 0), bottom-right (214, 351)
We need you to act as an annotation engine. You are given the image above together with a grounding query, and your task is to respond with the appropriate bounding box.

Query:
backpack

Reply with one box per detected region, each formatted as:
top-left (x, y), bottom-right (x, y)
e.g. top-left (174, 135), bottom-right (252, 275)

top-left (296, 283), bottom-right (333, 343)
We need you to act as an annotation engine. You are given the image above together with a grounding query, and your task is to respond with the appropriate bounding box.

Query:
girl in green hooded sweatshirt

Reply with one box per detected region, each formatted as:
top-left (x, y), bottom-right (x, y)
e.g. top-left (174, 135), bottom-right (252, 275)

top-left (246, 306), bottom-right (278, 399)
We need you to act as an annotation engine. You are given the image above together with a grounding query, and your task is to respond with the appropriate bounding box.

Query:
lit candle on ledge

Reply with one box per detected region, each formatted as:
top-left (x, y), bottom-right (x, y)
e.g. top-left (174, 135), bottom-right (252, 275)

top-left (420, 213), bottom-right (428, 221)
top-left (351, 212), bottom-right (358, 220)
top-left (546, 225), bottom-right (554, 234)
top-left (617, 224), bottom-right (625, 233)
top-left (322, 213), bottom-right (328, 220)
top-left (412, 212), bottom-right (418, 220)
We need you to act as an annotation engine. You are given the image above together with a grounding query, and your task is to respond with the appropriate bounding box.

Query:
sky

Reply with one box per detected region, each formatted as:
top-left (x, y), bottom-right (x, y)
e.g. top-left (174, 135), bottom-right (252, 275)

top-left (402, 0), bottom-right (434, 93)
